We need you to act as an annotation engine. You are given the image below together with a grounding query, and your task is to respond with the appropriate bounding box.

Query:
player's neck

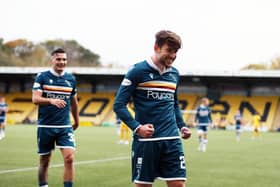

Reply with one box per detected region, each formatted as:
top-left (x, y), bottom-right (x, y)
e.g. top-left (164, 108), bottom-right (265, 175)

top-left (151, 56), bottom-right (167, 74)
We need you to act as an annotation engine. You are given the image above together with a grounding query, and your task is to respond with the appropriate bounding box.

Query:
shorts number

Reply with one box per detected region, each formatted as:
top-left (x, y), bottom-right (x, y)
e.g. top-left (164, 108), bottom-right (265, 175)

top-left (68, 133), bottom-right (75, 143)
top-left (180, 156), bottom-right (186, 169)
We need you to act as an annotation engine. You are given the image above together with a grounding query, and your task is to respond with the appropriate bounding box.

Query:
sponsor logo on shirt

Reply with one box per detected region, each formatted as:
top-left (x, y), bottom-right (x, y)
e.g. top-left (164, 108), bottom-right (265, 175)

top-left (65, 80), bottom-right (72, 87)
top-left (147, 90), bottom-right (174, 100)
top-left (199, 110), bottom-right (209, 116)
top-left (46, 93), bottom-right (69, 100)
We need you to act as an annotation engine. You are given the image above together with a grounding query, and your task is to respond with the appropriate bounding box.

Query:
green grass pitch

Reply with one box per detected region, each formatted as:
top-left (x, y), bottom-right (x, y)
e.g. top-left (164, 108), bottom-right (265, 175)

top-left (0, 125), bottom-right (279, 187)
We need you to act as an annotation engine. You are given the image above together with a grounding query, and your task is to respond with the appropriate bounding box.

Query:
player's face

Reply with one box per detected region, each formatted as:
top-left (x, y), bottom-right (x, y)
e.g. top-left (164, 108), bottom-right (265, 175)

top-left (51, 53), bottom-right (67, 74)
top-left (155, 44), bottom-right (178, 68)
top-left (202, 98), bottom-right (209, 106)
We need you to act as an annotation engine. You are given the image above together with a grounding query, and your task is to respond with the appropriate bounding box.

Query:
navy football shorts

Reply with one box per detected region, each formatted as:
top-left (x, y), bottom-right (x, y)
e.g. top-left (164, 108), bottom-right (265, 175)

top-left (197, 125), bottom-right (208, 133)
top-left (37, 126), bottom-right (75, 155)
top-left (132, 138), bottom-right (186, 184)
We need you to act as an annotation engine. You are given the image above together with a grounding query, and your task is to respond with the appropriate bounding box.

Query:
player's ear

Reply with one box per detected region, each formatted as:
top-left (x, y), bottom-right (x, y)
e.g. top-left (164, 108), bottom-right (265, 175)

top-left (154, 44), bottom-right (160, 52)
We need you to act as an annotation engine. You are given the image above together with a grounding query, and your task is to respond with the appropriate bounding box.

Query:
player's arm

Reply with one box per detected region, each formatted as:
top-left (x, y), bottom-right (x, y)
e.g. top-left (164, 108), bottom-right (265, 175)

top-left (194, 108), bottom-right (199, 125)
top-left (32, 90), bottom-right (66, 108)
top-left (70, 95), bottom-right (79, 130)
top-left (32, 74), bottom-right (66, 108)
top-left (174, 88), bottom-right (191, 139)
top-left (174, 92), bottom-right (186, 129)
top-left (4, 105), bottom-right (8, 113)
top-left (114, 67), bottom-right (143, 132)
top-left (208, 108), bottom-right (213, 124)
top-left (241, 117), bottom-right (245, 126)
top-left (113, 80), bottom-right (139, 131)
top-left (114, 66), bottom-right (155, 138)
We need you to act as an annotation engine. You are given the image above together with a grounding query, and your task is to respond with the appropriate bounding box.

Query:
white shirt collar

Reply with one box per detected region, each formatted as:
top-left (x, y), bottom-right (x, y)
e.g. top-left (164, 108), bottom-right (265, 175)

top-left (50, 69), bottom-right (65, 77)
top-left (146, 57), bottom-right (172, 75)
top-left (200, 104), bottom-right (207, 108)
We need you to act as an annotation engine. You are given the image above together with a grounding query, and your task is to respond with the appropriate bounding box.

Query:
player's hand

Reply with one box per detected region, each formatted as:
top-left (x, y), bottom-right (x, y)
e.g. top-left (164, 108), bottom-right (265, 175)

top-left (72, 123), bottom-right (79, 131)
top-left (181, 126), bottom-right (191, 139)
top-left (50, 98), bottom-right (66, 108)
top-left (137, 124), bottom-right (154, 138)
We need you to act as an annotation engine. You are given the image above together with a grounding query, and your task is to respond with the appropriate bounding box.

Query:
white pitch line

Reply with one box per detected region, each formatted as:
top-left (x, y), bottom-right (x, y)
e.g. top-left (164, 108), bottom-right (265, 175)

top-left (0, 156), bottom-right (129, 175)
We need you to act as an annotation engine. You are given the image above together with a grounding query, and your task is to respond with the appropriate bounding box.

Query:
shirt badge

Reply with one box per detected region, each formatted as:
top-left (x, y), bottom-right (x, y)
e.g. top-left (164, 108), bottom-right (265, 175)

top-left (149, 73), bottom-right (154, 79)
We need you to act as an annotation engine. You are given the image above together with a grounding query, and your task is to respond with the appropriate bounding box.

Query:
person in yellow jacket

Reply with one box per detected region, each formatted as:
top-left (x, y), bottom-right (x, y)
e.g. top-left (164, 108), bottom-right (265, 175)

top-left (252, 111), bottom-right (262, 139)
top-left (118, 104), bottom-right (134, 145)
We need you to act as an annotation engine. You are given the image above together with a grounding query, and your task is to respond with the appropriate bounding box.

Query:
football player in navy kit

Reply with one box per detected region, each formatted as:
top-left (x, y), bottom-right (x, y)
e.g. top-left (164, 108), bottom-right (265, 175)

top-left (195, 97), bottom-right (212, 152)
top-left (234, 110), bottom-right (243, 141)
top-left (0, 96), bottom-right (8, 140)
top-left (32, 48), bottom-right (79, 187)
top-left (114, 30), bottom-right (191, 187)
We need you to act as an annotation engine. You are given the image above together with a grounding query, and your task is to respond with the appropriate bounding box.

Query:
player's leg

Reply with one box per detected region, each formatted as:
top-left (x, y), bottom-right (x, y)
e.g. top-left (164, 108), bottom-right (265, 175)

top-left (0, 123), bottom-right (3, 139)
top-left (236, 130), bottom-right (239, 141)
top-left (202, 132), bottom-right (208, 152)
top-left (167, 180), bottom-right (185, 187)
top-left (236, 126), bottom-right (241, 141)
top-left (254, 127), bottom-right (260, 138)
top-left (132, 140), bottom-right (156, 186)
top-left (37, 127), bottom-right (55, 187)
top-left (2, 123), bottom-right (5, 138)
top-left (119, 124), bottom-right (125, 144)
top-left (61, 148), bottom-right (75, 187)
top-left (0, 120), bottom-right (5, 139)
top-left (253, 127), bottom-right (258, 138)
top-left (197, 127), bottom-right (203, 151)
top-left (124, 125), bottom-right (130, 144)
top-left (161, 139), bottom-right (186, 187)
top-left (201, 126), bottom-right (208, 152)
top-left (135, 184), bottom-right (152, 187)
top-left (57, 127), bottom-right (76, 187)
top-left (38, 154), bottom-right (52, 187)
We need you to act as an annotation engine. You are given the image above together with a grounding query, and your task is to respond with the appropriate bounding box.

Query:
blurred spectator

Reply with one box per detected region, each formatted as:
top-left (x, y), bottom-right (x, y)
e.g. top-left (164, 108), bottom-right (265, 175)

top-left (0, 96), bottom-right (8, 140)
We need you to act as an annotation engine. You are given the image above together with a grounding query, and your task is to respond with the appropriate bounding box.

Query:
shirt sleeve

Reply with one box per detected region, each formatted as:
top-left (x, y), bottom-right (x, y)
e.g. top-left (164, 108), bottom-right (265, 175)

top-left (32, 72), bottom-right (43, 92)
top-left (208, 107), bottom-right (212, 123)
top-left (195, 108), bottom-right (199, 122)
top-left (113, 66), bottom-right (141, 131)
top-left (70, 74), bottom-right (77, 97)
top-left (174, 80), bottom-right (186, 129)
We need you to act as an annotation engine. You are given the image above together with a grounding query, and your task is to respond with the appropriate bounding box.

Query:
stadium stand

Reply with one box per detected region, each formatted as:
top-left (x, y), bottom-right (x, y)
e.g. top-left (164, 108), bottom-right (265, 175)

top-left (211, 95), bottom-right (279, 129)
top-left (1, 67), bottom-right (280, 131)
top-left (2, 92), bottom-right (36, 124)
top-left (77, 92), bottom-right (115, 126)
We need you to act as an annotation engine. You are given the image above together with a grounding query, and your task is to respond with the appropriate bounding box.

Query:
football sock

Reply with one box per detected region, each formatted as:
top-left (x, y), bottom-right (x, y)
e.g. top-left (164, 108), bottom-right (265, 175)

top-left (64, 181), bottom-right (73, 187)
top-left (39, 182), bottom-right (48, 187)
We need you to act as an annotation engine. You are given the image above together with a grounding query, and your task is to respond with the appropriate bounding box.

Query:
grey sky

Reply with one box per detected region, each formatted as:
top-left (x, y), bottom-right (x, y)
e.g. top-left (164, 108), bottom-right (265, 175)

top-left (2, 0), bottom-right (280, 72)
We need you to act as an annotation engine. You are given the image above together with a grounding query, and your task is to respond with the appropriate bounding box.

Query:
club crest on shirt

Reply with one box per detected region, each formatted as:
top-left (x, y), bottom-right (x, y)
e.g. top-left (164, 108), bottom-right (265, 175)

top-left (149, 73), bottom-right (154, 79)
top-left (49, 79), bottom-right (53, 84)
top-left (169, 73), bottom-right (177, 82)
top-left (65, 80), bottom-right (71, 87)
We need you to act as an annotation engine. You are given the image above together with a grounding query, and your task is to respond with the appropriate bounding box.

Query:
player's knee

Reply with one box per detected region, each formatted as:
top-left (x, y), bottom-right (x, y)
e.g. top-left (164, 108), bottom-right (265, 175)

top-left (40, 155), bottom-right (51, 168)
top-left (64, 153), bottom-right (74, 165)
top-left (40, 162), bottom-right (49, 169)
